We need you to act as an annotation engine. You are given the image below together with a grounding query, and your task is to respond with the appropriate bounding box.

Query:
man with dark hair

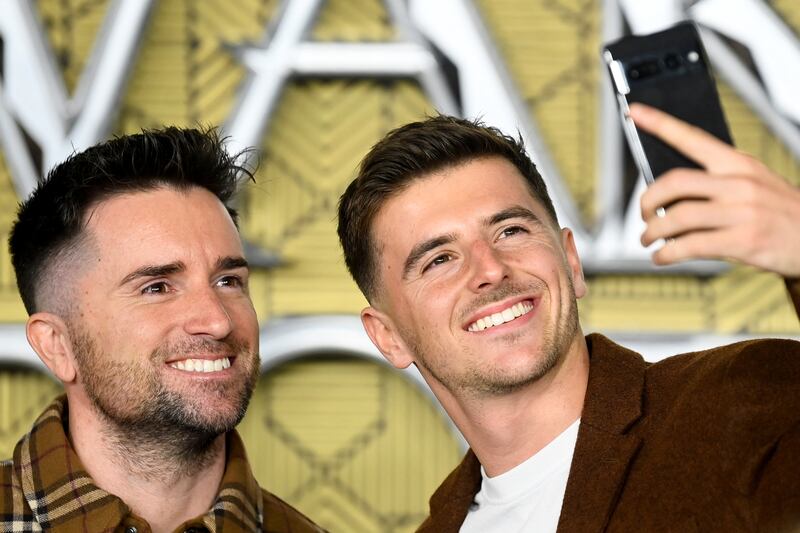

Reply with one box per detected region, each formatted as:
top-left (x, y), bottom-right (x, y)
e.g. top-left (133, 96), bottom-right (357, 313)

top-left (1, 127), bottom-right (322, 532)
top-left (338, 105), bottom-right (800, 532)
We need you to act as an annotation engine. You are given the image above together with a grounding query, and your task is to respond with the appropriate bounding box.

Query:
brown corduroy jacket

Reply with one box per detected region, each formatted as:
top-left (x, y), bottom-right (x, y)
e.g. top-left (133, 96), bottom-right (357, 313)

top-left (418, 278), bottom-right (800, 533)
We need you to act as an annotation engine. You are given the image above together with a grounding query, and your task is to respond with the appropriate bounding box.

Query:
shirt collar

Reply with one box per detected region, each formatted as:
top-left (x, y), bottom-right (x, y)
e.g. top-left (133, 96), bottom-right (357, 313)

top-left (13, 395), bottom-right (263, 532)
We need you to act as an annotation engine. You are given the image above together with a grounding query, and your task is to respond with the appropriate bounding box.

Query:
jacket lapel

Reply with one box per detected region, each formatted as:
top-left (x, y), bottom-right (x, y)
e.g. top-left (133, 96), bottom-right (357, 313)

top-left (417, 451), bottom-right (481, 533)
top-left (556, 334), bottom-right (646, 533)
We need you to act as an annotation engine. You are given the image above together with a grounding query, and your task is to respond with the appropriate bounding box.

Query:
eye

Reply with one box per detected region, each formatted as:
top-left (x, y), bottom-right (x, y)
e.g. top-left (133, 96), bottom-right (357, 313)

top-left (499, 225), bottom-right (528, 239)
top-left (141, 281), bottom-right (170, 295)
top-left (216, 275), bottom-right (245, 289)
top-left (422, 253), bottom-right (452, 273)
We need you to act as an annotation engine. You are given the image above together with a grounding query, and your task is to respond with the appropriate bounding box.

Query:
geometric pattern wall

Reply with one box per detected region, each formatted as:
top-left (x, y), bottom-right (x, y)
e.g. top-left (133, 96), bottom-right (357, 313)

top-left (1, 1), bottom-right (799, 531)
top-left (0, 368), bottom-right (62, 454)
top-left (238, 358), bottom-right (461, 532)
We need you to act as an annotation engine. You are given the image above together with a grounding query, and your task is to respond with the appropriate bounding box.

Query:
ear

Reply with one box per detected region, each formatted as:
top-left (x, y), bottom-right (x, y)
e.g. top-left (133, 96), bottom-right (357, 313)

top-left (561, 228), bottom-right (587, 299)
top-left (360, 306), bottom-right (415, 369)
top-left (26, 313), bottom-right (77, 383)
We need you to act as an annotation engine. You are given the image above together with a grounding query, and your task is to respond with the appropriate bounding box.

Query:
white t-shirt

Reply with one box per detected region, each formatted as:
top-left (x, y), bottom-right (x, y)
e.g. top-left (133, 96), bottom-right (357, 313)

top-left (459, 419), bottom-right (580, 533)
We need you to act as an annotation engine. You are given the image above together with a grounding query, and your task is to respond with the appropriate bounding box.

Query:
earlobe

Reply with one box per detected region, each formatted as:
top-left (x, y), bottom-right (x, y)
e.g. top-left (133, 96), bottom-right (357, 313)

top-left (360, 307), bottom-right (415, 369)
top-left (561, 228), bottom-right (587, 299)
top-left (26, 313), bottom-right (78, 383)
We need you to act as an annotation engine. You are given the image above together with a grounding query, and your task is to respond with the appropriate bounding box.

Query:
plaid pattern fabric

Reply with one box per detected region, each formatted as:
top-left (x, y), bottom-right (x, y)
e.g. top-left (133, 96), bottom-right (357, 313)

top-left (1, 396), bottom-right (324, 532)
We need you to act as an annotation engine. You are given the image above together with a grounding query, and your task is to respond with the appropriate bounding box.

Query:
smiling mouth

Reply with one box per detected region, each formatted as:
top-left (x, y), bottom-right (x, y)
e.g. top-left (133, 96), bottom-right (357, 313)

top-left (467, 300), bottom-right (534, 332)
top-left (169, 357), bottom-right (231, 373)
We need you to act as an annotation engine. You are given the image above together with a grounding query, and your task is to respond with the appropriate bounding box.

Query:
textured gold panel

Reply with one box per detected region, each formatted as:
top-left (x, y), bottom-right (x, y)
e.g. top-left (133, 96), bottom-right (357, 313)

top-left (772, 0), bottom-right (800, 32)
top-left (241, 79), bottom-right (434, 320)
top-left (117, 0), bottom-right (277, 132)
top-left (314, 0), bottom-right (395, 41)
top-left (0, 368), bottom-right (62, 458)
top-left (36, 0), bottom-right (109, 93)
top-left (476, 0), bottom-right (600, 223)
top-left (238, 357), bottom-right (462, 533)
top-left (0, 153), bottom-right (27, 321)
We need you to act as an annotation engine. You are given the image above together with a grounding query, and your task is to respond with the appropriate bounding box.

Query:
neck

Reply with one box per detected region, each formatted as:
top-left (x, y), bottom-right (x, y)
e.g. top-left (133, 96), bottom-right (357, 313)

top-left (431, 332), bottom-right (589, 477)
top-left (66, 392), bottom-right (227, 533)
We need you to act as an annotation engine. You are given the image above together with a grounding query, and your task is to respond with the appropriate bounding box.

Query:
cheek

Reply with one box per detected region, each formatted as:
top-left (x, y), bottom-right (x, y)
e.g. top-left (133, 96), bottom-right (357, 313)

top-left (227, 299), bottom-right (260, 337)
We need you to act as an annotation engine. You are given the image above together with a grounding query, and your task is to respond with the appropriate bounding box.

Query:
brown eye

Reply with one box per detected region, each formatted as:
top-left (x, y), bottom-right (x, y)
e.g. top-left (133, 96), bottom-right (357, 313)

top-left (141, 282), bottom-right (169, 294)
top-left (423, 254), bottom-right (451, 272)
top-left (217, 275), bottom-right (244, 288)
top-left (500, 226), bottom-right (527, 238)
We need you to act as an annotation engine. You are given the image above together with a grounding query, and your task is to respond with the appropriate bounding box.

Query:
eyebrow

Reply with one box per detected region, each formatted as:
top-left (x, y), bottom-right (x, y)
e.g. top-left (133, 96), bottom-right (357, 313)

top-left (484, 206), bottom-right (543, 227)
top-left (402, 234), bottom-right (457, 279)
top-left (217, 256), bottom-right (249, 271)
top-left (119, 256), bottom-right (249, 287)
top-left (401, 206), bottom-right (545, 279)
top-left (120, 262), bottom-right (185, 287)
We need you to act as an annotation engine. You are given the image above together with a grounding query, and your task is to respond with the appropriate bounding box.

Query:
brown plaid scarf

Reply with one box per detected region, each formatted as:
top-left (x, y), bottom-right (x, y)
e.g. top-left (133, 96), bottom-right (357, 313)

top-left (1, 396), bottom-right (323, 532)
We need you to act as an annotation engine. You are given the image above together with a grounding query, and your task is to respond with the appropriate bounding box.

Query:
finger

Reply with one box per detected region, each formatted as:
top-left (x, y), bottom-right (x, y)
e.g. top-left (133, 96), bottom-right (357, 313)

top-left (650, 228), bottom-right (737, 266)
top-left (629, 103), bottom-right (745, 174)
top-left (641, 200), bottom-right (727, 246)
top-left (640, 170), bottom-right (723, 221)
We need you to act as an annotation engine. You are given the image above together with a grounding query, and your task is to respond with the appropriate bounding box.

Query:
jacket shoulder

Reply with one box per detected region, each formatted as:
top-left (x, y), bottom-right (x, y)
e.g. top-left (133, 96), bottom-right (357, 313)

top-left (648, 336), bottom-right (800, 391)
top-left (644, 337), bottom-right (800, 433)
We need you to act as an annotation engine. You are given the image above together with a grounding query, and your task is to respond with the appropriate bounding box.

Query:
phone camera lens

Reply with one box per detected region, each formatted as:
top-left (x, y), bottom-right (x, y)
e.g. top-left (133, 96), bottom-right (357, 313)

top-left (627, 60), bottom-right (660, 81)
top-left (664, 53), bottom-right (681, 70)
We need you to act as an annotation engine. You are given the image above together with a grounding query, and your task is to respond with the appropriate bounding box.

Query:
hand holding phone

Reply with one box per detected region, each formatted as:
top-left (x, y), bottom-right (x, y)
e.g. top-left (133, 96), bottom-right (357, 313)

top-left (633, 103), bottom-right (800, 277)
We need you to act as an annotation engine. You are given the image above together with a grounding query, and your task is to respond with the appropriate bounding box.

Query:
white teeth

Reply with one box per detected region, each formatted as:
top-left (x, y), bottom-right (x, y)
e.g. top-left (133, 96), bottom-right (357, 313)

top-left (170, 357), bottom-right (231, 373)
top-left (467, 301), bottom-right (534, 332)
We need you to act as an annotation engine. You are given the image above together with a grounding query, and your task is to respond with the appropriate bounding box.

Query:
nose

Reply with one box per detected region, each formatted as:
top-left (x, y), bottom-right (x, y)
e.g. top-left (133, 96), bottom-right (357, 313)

top-left (468, 240), bottom-right (509, 292)
top-left (183, 287), bottom-right (234, 339)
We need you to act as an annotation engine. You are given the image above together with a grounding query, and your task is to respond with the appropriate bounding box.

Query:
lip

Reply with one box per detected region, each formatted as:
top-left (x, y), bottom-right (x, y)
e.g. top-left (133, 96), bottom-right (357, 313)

top-left (462, 296), bottom-right (537, 332)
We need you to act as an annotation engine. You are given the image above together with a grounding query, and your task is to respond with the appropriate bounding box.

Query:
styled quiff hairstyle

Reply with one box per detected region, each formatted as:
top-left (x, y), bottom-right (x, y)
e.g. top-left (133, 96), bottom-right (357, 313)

top-left (9, 126), bottom-right (253, 314)
top-left (337, 115), bottom-right (557, 302)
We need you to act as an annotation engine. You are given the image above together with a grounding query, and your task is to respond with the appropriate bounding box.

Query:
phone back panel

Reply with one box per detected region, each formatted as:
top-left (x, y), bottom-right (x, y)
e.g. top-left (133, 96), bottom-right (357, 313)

top-left (605, 22), bottom-right (733, 178)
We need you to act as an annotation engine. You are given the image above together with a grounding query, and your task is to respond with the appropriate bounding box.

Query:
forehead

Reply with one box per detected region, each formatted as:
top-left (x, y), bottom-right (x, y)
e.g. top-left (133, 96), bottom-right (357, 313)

top-left (374, 156), bottom-right (550, 237)
top-left (84, 186), bottom-right (242, 267)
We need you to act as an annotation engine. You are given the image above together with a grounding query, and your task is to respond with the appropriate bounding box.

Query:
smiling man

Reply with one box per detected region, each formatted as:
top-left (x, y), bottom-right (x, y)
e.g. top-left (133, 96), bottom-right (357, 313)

top-left (0, 128), bottom-right (322, 532)
top-left (337, 107), bottom-right (800, 532)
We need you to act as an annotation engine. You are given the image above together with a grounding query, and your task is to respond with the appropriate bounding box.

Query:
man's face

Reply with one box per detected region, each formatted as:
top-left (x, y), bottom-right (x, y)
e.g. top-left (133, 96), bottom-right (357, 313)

top-left (365, 157), bottom-right (586, 397)
top-left (69, 186), bottom-right (260, 436)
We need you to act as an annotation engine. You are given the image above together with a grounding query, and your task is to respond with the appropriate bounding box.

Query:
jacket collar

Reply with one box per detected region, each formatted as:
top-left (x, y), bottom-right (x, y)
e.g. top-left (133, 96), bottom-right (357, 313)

top-left (418, 333), bottom-right (647, 533)
top-left (555, 333), bottom-right (645, 533)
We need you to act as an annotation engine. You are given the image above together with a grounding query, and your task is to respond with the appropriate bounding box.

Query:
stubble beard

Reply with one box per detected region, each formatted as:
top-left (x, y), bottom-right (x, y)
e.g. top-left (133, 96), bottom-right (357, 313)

top-left (408, 277), bottom-right (580, 397)
top-left (71, 328), bottom-right (260, 482)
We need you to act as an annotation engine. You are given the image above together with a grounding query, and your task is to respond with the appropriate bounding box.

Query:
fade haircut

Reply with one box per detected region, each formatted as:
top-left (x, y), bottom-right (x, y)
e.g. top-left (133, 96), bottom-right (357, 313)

top-left (337, 114), bottom-right (558, 302)
top-left (9, 126), bottom-right (254, 315)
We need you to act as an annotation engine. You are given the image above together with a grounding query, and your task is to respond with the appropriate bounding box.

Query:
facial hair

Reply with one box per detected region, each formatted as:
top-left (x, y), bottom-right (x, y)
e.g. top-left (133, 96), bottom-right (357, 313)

top-left (71, 328), bottom-right (260, 481)
top-left (407, 275), bottom-right (580, 397)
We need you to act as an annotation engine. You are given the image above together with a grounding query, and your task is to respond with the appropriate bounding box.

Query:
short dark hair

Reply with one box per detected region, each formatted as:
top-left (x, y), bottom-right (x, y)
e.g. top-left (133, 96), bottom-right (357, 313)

top-left (337, 115), bottom-right (557, 301)
top-left (9, 126), bottom-right (254, 314)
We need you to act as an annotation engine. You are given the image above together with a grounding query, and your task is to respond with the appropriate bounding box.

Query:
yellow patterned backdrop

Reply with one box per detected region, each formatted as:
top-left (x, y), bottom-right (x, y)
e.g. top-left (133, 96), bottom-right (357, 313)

top-left (1, 1), bottom-right (799, 531)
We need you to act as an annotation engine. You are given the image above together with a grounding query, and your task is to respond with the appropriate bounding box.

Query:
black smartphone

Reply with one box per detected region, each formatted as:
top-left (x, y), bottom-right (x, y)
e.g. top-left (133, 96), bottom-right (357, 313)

top-left (603, 21), bottom-right (733, 184)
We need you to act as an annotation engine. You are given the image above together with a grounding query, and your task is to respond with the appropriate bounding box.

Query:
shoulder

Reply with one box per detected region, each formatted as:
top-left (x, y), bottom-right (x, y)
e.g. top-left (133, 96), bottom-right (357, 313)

top-left (644, 337), bottom-right (800, 435)
top-left (260, 489), bottom-right (327, 532)
top-left (647, 337), bottom-right (800, 394)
